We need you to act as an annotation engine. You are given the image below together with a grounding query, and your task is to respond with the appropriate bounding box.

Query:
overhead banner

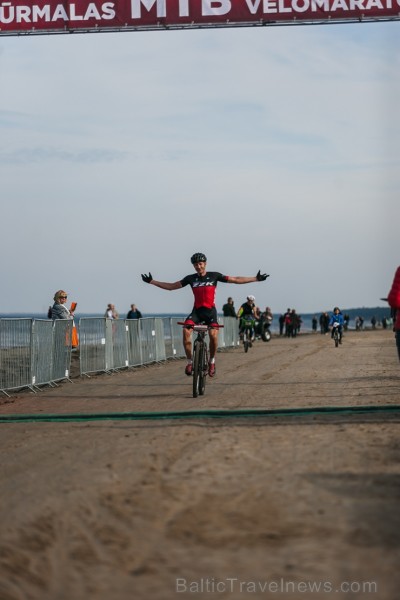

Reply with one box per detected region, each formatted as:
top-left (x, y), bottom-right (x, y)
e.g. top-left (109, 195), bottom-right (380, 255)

top-left (0, 0), bottom-right (399, 35)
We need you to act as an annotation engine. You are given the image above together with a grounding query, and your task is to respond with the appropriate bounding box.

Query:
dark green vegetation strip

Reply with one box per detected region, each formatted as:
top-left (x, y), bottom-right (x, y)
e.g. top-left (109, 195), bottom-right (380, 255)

top-left (1, 405), bottom-right (400, 423)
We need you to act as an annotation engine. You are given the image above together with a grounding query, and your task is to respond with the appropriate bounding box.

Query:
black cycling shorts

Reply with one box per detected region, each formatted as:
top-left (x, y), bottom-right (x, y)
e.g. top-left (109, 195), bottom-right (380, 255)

top-left (185, 306), bottom-right (219, 327)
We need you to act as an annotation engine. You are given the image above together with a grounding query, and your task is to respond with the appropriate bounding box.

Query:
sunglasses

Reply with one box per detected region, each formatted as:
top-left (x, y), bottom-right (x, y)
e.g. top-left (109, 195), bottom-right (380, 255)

top-left (60, 296), bottom-right (68, 299)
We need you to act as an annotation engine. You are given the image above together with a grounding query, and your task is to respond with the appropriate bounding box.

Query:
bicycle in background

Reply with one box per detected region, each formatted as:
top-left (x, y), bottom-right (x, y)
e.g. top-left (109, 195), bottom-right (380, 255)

top-left (240, 315), bottom-right (256, 353)
top-left (332, 322), bottom-right (342, 348)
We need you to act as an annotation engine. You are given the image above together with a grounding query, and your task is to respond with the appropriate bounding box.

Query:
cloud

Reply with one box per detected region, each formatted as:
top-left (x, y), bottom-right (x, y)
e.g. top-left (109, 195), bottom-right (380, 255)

top-left (0, 23), bottom-right (398, 314)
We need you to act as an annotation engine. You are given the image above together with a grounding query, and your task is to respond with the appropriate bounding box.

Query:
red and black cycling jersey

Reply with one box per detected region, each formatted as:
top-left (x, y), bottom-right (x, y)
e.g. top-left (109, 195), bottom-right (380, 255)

top-left (180, 272), bottom-right (230, 309)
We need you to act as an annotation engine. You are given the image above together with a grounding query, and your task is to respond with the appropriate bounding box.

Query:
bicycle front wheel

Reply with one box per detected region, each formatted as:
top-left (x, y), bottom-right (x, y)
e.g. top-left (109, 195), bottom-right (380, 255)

top-left (192, 341), bottom-right (201, 398)
top-left (198, 344), bottom-right (207, 396)
top-left (244, 330), bottom-right (250, 353)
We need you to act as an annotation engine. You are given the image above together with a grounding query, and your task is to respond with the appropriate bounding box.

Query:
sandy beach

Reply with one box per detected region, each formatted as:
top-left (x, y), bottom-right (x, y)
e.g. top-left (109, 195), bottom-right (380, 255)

top-left (0, 329), bottom-right (399, 600)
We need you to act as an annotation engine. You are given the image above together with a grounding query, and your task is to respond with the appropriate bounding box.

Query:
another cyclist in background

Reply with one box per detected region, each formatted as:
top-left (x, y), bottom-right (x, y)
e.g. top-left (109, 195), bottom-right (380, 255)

top-left (141, 253), bottom-right (269, 378)
top-left (237, 295), bottom-right (257, 341)
top-left (329, 307), bottom-right (344, 343)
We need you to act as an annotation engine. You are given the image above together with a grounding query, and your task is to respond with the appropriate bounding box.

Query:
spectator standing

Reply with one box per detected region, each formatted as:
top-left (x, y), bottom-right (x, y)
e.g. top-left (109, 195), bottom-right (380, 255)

top-left (222, 297), bottom-right (237, 318)
top-left (320, 312), bottom-right (329, 334)
top-left (312, 315), bottom-right (318, 333)
top-left (278, 314), bottom-right (285, 336)
top-left (51, 290), bottom-right (78, 347)
top-left (51, 290), bottom-right (75, 320)
top-left (387, 266), bottom-right (400, 361)
top-left (127, 304), bottom-right (142, 319)
top-left (105, 304), bottom-right (119, 319)
top-left (263, 306), bottom-right (273, 325)
top-left (284, 309), bottom-right (292, 337)
top-left (289, 309), bottom-right (301, 337)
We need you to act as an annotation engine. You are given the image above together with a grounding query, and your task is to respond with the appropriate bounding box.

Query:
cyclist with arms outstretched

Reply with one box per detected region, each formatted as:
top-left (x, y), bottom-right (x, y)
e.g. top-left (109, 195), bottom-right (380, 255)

top-left (141, 253), bottom-right (269, 377)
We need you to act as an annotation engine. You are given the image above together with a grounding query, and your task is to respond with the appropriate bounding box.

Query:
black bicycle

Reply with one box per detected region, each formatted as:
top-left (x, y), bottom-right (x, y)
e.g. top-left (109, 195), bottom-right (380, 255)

top-left (332, 322), bottom-right (341, 348)
top-left (240, 316), bottom-right (256, 353)
top-left (178, 322), bottom-right (223, 398)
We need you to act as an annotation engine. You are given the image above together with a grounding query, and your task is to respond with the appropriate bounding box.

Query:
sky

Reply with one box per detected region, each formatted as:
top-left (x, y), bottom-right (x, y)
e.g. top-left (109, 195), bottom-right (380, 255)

top-left (0, 20), bottom-right (399, 316)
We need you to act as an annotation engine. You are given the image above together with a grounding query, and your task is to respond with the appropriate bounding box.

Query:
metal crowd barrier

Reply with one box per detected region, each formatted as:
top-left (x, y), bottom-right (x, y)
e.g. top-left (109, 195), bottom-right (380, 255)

top-left (78, 317), bottom-right (239, 376)
top-left (0, 316), bottom-right (240, 393)
top-left (220, 317), bottom-right (240, 348)
top-left (0, 319), bottom-right (73, 396)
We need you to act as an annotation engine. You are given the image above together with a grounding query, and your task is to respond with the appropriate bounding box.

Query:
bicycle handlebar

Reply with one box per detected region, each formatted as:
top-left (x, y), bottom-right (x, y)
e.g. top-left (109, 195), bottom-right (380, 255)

top-left (177, 322), bottom-right (224, 330)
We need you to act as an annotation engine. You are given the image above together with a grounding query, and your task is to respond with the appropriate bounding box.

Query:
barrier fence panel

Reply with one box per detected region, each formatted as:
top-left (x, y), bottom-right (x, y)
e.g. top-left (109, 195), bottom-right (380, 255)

top-left (31, 319), bottom-right (54, 387)
top-left (170, 318), bottom-right (186, 359)
top-left (139, 318), bottom-right (158, 365)
top-left (79, 318), bottom-right (108, 375)
top-left (222, 317), bottom-right (240, 348)
top-left (111, 319), bottom-right (129, 370)
top-left (155, 318), bottom-right (167, 362)
top-left (105, 319), bottom-right (114, 371)
top-left (126, 319), bottom-right (142, 367)
top-left (0, 319), bottom-right (33, 393)
top-left (162, 318), bottom-right (173, 359)
top-left (52, 320), bottom-right (73, 383)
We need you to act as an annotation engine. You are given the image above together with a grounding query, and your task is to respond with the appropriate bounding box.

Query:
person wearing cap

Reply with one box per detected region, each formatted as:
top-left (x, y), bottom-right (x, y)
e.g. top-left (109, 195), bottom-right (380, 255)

top-left (141, 253), bottom-right (269, 378)
top-left (237, 295), bottom-right (257, 341)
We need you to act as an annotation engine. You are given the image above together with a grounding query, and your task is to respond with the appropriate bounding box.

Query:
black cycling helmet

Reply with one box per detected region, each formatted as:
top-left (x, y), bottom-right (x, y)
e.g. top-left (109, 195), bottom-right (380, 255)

top-left (191, 252), bottom-right (207, 264)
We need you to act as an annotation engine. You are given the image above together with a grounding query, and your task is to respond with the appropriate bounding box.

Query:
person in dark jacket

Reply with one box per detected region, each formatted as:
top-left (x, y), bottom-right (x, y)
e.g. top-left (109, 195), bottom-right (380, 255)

top-left (222, 297), bottom-right (237, 318)
top-left (127, 304), bottom-right (142, 319)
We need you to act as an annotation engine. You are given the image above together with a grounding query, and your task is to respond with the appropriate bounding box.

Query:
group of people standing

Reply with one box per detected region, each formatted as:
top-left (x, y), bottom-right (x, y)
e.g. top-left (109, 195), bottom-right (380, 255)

top-left (278, 309), bottom-right (302, 337)
top-left (104, 304), bottom-right (142, 320)
top-left (222, 297), bottom-right (273, 326)
top-left (49, 294), bottom-right (143, 322)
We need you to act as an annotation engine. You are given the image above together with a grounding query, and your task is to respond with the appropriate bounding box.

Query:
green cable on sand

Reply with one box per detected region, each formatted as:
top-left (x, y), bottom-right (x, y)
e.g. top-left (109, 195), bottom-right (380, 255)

top-left (1, 405), bottom-right (399, 423)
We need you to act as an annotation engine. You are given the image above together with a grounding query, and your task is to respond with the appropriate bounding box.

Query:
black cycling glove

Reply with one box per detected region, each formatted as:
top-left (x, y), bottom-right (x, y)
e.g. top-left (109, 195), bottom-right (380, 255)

top-left (141, 273), bottom-right (153, 284)
top-left (256, 270), bottom-right (269, 281)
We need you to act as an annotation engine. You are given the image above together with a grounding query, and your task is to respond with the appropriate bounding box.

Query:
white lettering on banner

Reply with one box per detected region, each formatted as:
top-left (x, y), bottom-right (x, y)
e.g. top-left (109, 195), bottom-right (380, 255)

top-left (52, 4), bottom-right (68, 20)
top-left (179, 0), bottom-right (190, 16)
top-left (69, 4), bottom-right (83, 19)
top-left (292, 0), bottom-right (309, 11)
top-left (16, 5), bottom-right (30, 21)
top-left (263, 0), bottom-right (277, 12)
top-left (0, 0), bottom-right (397, 26)
top-left (246, 0), bottom-right (262, 14)
top-left (277, 0), bottom-right (292, 12)
top-left (312, 0), bottom-right (330, 9)
top-left (0, 2), bottom-right (14, 23)
top-left (202, 0), bottom-right (232, 16)
top-left (0, 2), bottom-right (116, 23)
top-left (131, 0), bottom-right (166, 18)
top-left (32, 5), bottom-right (51, 20)
top-left (367, 0), bottom-right (384, 7)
